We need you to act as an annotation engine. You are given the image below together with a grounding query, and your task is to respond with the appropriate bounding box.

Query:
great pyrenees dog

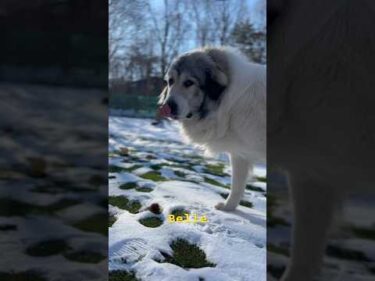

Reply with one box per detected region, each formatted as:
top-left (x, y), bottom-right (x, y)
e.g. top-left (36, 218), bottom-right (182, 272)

top-left (158, 47), bottom-right (266, 211)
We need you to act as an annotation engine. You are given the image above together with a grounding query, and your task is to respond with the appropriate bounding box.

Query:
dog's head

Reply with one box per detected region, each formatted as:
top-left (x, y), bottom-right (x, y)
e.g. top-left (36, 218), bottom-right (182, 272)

top-left (158, 48), bottom-right (229, 120)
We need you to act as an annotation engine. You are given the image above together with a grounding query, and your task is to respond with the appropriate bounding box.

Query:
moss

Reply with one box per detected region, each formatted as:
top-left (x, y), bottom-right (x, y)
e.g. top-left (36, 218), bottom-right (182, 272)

top-left (139, 217), bottom-right (163, 228)
top-left (109, 271), bottom-right (139, 281)
top-left (72, 213), bottom-right (108, 235)
top-left (140, 171), bottom-right (166, 182)
top-left (0, 271), bottom-right (47, 281)
top-left (203, 177), bottom-right (228, 188)
top-left (26, 239), bottom-right (70, 257)
top-left (161, 239), bottom-right (215, 268)
top-left (63, 251), bottom-right (105, 263)
top-left (119, 182), bottom-right (137, 190)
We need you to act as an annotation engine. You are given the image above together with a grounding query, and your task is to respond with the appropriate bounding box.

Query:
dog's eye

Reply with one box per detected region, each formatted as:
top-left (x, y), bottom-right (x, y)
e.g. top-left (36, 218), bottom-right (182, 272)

top-left (184, 80), bottom-right (194, 87)
top-left (168, 78), bottom-right (174, 86)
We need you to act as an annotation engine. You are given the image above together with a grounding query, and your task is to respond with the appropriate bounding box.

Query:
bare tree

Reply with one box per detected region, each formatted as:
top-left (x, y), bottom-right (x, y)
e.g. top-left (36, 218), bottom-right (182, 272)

top-left (146, 0), bottom-right (189, 76)
top-left (211, 0), bottom-right (247, 45)
top-left (109, 0), bottom-right (147, 79)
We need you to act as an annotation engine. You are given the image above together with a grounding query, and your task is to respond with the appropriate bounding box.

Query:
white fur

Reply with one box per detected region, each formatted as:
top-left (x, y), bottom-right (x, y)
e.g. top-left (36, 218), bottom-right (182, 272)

top-left (181, 48), bottom-right (266, 211)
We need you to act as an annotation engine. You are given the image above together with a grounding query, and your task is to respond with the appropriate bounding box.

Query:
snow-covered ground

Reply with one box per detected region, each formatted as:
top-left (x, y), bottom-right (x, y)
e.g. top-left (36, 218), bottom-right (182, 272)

top-left (267, 182), bottom-right (375, 281)
top-left (109, 117), bottom-right (267, 281)
top-left (0, 84), bottom-right (107, 281)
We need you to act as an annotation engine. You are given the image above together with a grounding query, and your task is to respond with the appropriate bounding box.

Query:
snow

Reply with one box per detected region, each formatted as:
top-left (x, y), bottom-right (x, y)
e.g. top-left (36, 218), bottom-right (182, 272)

top-left (109, 116), bottom-right (267, 281)
top-left (0, 84), bottom-right (107, 280)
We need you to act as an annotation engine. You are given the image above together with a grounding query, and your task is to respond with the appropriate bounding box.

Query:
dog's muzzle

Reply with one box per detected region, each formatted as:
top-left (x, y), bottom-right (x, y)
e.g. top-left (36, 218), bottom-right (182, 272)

top-left (158, 100), bottom-right (178, 119)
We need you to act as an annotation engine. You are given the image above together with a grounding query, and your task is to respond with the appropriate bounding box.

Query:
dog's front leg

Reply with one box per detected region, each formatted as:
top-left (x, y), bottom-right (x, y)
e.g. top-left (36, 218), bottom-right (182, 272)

top-left (215, 154), bottom-right (251, 211)
top-left (281, 174), bottom-right (337, 281)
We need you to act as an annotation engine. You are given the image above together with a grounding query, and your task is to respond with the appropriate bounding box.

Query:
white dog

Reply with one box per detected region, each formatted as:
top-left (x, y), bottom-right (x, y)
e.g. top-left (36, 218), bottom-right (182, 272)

top-left (158, 47), bottom-right (266, 211)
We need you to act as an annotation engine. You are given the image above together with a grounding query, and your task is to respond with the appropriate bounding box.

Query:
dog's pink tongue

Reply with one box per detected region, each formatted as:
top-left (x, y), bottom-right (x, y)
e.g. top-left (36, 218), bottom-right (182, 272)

top-left (158, 103), bottom-right (171, 118)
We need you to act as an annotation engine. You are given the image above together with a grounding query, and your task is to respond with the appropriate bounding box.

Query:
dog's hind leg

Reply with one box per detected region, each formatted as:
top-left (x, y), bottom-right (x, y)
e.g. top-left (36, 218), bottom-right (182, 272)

top-left (281, 173), bottom-right (337, 281)
top-left (215, 154), bottom-right (251, 211)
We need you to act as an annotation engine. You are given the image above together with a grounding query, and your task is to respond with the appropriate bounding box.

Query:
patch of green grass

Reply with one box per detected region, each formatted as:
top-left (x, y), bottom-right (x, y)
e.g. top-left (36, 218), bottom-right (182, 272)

top-left (150, 164), bottom-right (162, 170)
top-left (174, 170), bottom-right (187, 178)
top-left (119, 182), bottom-right (137, 190)
top-left (46, 199), bottom-right (81, 212)
top-left (88, 175), bottom-right (106, 186)
top-left (125, 165), bottom-right (143, 172)
top-left (109, 196), bottom-right (141, 214)
top-left (109, 215), bottom-right (116, 227)
top-left (267, 265), bottom-right (286, 280)
top-left (109, 165), bottom-right (125, 173)
top-left (139, 217), bottom-right (163, 228)
top-left (203, 163), bottom-right (228, 177)
top-left (0, 271), bottom-right (47, 281)
top-left (170, 209), bottom-right (190, 217)
top-left (161, 239), bottom-right (215, 268)
top-left (0, 198), bottom-right (79, 217)
top-left (127, 201), bottom-right (142, 214)
top-left (26, 239), bottom-right (70, 257)
top-left (217, 195), bottom-right (253, 208)
top-left (219, 193), bottom-right (228, 199)
top-left (63, 251), bottom-right (105, 263)
top-left (239, 200), bottom-right (253, 208)
top-left (0, 224), bottom-right (17, 231)
top-left (109, 165), bottom-right (142, 173)
top-left (203, 177), bottom-right (228, 188)
top-left (140, 171), bottom-right (166, 182)
top-left (267, 216), bottom-right (290, 228)
top-left (326, 245), bottom-right (371, 262)
top-left (350, 226), bottom-right (375, 240)
top-left (255, 176), bottom-right (267, 183)
top-left (109, 271), bottom-right (139, 281)
top-left (72, 213), bottom-right (108, 235)
top-left (268, 243), bottom-right (289, 256)
top-left (166, 158), bottom-right (188, 164)
top-left (246, 184), bottom-right (265, 193)
top-left (109, 196), bottom-right (129, 209)
top-left (136, 187), bottom-right (153, 192)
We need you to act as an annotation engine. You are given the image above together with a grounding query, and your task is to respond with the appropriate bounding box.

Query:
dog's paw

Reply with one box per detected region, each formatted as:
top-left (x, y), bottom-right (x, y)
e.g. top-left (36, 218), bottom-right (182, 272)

top-left (215, 202), bottom-right (236, 211)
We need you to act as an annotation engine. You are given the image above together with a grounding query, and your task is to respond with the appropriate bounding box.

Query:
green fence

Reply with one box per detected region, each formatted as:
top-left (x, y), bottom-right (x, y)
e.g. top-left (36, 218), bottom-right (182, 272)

top-left (110, 93), bottom-right (159, 118)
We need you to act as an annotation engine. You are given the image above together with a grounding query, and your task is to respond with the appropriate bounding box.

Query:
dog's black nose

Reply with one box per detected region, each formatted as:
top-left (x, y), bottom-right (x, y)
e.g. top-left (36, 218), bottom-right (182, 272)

top-left (167, 99), bottom-right (178, 117)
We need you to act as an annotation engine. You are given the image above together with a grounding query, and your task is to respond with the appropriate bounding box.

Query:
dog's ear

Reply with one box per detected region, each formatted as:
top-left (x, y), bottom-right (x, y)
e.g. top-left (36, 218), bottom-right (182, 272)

top-left (202, 69), bottom-right (227, 101)
top-left (158, 86), bottom-right (168, 105)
